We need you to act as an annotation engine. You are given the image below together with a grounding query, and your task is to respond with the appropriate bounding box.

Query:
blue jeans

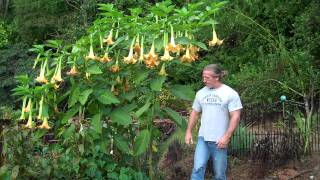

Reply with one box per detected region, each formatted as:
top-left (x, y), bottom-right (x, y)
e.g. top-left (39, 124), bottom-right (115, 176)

top-left (191, 136), bottom-right (227, 180)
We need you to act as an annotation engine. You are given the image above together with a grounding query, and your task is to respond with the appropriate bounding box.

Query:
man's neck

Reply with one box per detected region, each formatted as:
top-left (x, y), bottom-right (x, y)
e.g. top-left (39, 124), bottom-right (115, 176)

top-left (208, 83), bottom-right (223, 89)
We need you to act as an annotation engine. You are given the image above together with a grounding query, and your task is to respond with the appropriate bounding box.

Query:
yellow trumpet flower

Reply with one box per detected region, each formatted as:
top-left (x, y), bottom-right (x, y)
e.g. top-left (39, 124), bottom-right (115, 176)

top-left (180, 46), bottom-right (194, 63)
top-left (110, 59), bottom-right (120, 73)
top-left (166, 25), bottom-right (178, 53)
top-left (35, 59), bottom-right (48, 84)
top-left (19, 97), bottom-right (27, 120)
top-left (38, 117), bottom-right (51, 129)
top-left (134, 34), bottom-right (141, 54)
top-left (86, 35), bottom-right (98, 60)
top-left (208, 26), bottom-right (224, 46)
top-left (115, 23), bottom-right (119, 39)
top-left (52, 58), bottom-right (63, 83)
top-left (138, 36), bottom-right (144, 63)
top-left (161, 48), bottom-right (174, 61)
top-left (99, 52), bottom-right (112, 63)
top-left (85, 44), bottom-right (98, 60)
top-left (161, 33), bottom-right (173, 61)
top-left (116, 75), bottom-right (122, 84)
top-left (144, 41), bottom-right (159, 68)
top-left (24, 98), bottom-right (32, 112)
top-left (37, 96), bottom-right (44, 120)
top-left (111, 85), bottom-right (119, 95)
top-left (66, 65), bottom-right (78, 76)
top-left (189, 45), bottom-right (200, 61)
top-left (85, 72), bottom-right (91, 79)
top-left (158, 63), bottom-right (168, 76)
top-left (103, 29), bottom-right (114, 45)
top-left (25, 103), bottom-right (34, 129)
top-left (124, 37), bottom-right (137, 64)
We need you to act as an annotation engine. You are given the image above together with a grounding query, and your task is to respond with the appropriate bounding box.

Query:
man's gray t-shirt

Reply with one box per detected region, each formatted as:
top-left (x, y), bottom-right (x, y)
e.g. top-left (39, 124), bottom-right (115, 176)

top-left (192, 84), bottom-right (243, 142)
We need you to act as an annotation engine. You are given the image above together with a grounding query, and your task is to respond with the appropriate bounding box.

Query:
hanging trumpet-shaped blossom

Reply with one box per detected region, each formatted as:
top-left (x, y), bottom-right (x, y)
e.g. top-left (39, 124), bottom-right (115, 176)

top-left (166, 25), bottom-right (178, 53)
top-left (19, 97), bottom-right (27, 120)
top-left (208, 25), bottom-right (223, 46)
top-left (180, 45), bottom-right (194, 63)
top-left (158, 63), bottom-right (168, 76)
top-left (38, 117), bottom-right (51, 129)
top-left (144, 40), bottom-right (159, 68)
top-left (110, 59), bottom-right (120, 73)
top-left (24, 98), bottom-right (32, 112)
top-left (36, 58), bottom-right (48, 84)
top-left (189, 44), bottom-right (200, 61)
top-left (103, 29), bottom-right (114, 45)
top-left (67, 64), bottom-right (78, 76)
top-left (99, 47), bottom-right (112, 63)
top-left (86, 35), bottom-right (98, 60)
top-left (124, 37), bottom-right (137, 64)
top-left (134, 34), bottom-right (141, 54)
top-left (138, 36), bottom-right (144, 63)
top-left (111, 84), bottom-right (118, 95)
top-left (99, 33), bottom-right (103, 49)
top-left (25, 101), bottom-right (34, 129)
top-left (116, 75), bottom-right (122, 84)
top-left (161, 33), bottom-right (174, 61)
top-left (115, 21), bottom-right (120, 39)
top-left (52, 57), bottom-right (63, 83)
top-left (37, 96), bottom-right (44, 120)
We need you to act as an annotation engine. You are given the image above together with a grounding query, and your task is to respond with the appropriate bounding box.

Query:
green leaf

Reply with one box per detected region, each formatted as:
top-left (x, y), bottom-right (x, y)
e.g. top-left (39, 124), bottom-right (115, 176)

top-left (110, 108), bottom-right (132, 126)
top-left (61, 105), bottom-right (80, 124)
top-left (91, 113), bottom-right (102, 134)
top-left (169, 84), bottom-right (195, 101)
top-left (176, 37), bottom-right (191, 45)
top-left (135, 101), bottom-right (151, 118)
top-left (163, 107), bottom-right (187, 130)
top-left (133, 70), bottom-right (149, 84)
top-left (79, 89), bottom-right (93, 105)
top-left (150, 76), bottom-right (166, 91)
top-left (134, 129), bottom-right (151, 156)
top-left (97, 3), bottom-right (114, 12)
top-left (114, 135), bottom-right (131, 154)
top-left (192, 41), bottom-right (208, 50)
top-left (63, 124), bottom-right (76, 139)
top-left (68, 86), bottom-right (80, 108)
top-left (154, 37), bottom-right (163, 51)
top-left (120, 90), bottom-right (137, 101)
top-left (87, 64), bottom-right (103, 74)
top-left (109, 36), bottom-right (126, 51)
top-left (97, 91), bottom-right (120, 105)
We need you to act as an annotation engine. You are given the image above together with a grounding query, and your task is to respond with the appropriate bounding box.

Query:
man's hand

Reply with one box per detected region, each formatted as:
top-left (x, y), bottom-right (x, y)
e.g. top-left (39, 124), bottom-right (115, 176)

top-left (185, 131), bottom-right (193, 145)
top-left (216, 110), bottom-right (241, 149)
top-left (216, 135), bottom-right (230, 149)
top-left (185, 110), bottom-right (199, 145)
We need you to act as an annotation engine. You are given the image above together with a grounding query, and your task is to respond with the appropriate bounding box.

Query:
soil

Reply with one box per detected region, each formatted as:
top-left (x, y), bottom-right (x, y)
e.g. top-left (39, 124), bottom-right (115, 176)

top-left (158, 141), bottom-right (320, 180)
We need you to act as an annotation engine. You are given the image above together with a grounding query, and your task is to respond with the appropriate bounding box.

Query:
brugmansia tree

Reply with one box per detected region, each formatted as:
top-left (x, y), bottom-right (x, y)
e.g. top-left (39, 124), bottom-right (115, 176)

top-left (12, 1), bottom-right (227, 178)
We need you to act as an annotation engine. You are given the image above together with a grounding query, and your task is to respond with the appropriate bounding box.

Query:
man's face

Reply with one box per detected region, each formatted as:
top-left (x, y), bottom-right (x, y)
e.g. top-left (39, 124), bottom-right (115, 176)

top-left (202, 70), bottom-right (220, 88)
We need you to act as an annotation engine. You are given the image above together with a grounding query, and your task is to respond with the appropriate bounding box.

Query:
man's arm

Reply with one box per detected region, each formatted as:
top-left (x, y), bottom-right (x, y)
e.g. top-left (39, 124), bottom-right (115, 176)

top-left (185, 110), bottom-right (200, 145)
top-left (216, 109), bottom-right (241, 149)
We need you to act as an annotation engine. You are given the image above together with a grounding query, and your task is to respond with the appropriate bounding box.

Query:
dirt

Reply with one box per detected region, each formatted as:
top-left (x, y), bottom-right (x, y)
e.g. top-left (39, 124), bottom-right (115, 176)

top-left (158, 141), bottom-right (320, 180)
top-left (228, 153), bottom-right (320, 180)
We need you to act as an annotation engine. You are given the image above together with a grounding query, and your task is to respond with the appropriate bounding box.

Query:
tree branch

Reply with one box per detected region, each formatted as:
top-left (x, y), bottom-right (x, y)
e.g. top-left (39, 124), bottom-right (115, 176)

top-left (263, 79), bottom-right (304, 97)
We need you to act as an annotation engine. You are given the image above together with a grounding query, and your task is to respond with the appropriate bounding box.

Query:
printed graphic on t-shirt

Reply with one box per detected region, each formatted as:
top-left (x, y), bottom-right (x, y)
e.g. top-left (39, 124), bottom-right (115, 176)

top-left (202, 94), bottom-right (222, 106)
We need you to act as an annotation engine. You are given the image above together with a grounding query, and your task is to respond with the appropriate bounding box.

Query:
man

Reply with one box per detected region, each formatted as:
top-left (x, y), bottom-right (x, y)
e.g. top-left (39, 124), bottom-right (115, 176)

top-left (185, 64), bottom-right (242, 180)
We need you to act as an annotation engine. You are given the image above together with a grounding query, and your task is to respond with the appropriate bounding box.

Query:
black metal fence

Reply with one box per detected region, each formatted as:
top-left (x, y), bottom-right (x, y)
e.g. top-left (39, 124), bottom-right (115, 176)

top-left (229, 102), bottom-right (320, 157)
